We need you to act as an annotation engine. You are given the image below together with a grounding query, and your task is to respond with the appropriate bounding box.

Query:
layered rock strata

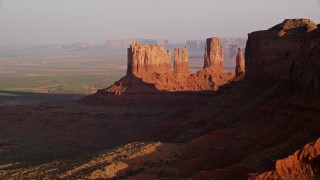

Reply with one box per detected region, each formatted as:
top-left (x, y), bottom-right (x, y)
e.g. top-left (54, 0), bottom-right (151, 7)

top-left (245, 19), bottom-right (320, 92)
top-left (204, 37), bottom-right (224, 71)
top-left (127, 42), bottom-right (171, 77)
top-left (174, 47), bottom-right (190, 77)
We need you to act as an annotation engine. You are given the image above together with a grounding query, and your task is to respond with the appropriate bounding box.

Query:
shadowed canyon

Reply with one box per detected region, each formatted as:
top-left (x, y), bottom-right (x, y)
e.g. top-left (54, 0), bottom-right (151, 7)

top-left (0, 19), bottom-right (319, 180)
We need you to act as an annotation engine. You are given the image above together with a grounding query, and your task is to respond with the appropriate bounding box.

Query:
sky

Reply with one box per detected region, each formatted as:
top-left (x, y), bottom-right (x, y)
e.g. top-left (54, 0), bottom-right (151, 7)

top-left (0, 0), bottom-right (319, 45)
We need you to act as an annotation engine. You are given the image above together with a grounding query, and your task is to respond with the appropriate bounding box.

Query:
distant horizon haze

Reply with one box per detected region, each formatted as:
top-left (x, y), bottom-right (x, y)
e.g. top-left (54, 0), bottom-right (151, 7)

top-left (0, 0), bottom-right (319, 45)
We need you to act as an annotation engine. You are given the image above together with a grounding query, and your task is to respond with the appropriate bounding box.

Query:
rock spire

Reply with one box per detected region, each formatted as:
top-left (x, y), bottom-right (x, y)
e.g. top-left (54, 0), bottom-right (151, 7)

top-left (204, 37), bottom-right (223, 72)
top-left (174, 46), bottom-right (190, 77)
top-left (235, 48), bottom-right (245, 76)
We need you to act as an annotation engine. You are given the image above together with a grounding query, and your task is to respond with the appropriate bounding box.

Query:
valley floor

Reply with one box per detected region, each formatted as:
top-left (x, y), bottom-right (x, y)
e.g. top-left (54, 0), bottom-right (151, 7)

top-left (0, 80), bottom-right (319, 179)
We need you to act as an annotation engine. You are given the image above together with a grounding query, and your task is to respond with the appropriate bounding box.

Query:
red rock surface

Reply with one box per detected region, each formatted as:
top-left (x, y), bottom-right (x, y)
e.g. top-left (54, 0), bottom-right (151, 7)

top-left (235, 48), bottom-right (245, 77)
top-left (127, 42), bottom-right (171, 77)
top-left (245, 19), bottom-right (320, 92)
top-left (174, 47), bottom-right (190, 77)
top-left (102, 40), bottom-right (235, 95)
top-left (255, 138), bottom-right (320, 180)
top-left (100, 68), bottom-right (234, 95)
top-left (204, 37), bottom-right (224, 71)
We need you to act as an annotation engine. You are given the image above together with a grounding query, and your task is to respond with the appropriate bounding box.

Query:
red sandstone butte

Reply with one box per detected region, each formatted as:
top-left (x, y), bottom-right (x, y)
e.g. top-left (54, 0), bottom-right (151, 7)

top-left (127, 42), bottom-right (171, 77)
top-left (204, 37), bottom-right (223, 72)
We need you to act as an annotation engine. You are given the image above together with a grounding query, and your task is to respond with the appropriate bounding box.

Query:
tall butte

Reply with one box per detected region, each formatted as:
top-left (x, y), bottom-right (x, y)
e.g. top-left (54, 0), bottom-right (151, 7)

top-left (204, 37), bottom-right (224, 72)
top-left (174, 46), bottom-right (190, 77)
top-left (127, 42), bottom-right (171, 77)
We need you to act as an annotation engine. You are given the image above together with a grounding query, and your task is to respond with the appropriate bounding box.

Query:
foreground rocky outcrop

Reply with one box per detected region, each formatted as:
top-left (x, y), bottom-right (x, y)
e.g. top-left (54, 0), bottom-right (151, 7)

top-left (245, 19), bottom-right (320, 93)
top-left (255, 138), bottom-right (320, 180)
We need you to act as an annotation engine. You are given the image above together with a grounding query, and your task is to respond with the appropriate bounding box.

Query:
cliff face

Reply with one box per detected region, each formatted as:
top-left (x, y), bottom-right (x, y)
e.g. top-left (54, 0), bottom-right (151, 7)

top-left (245, 19), bottom-right (320, 92)
top-left (174, 47), bottom-right (190, 77)
top-left (204, 38), bottom-right (223, 71)
top-left (127, 42), bottom-right (171, 77)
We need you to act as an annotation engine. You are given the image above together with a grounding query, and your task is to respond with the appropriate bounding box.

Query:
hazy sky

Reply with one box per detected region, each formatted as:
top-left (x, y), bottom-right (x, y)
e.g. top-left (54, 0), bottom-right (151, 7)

top-left (0, 0), bottom-right (319, 45)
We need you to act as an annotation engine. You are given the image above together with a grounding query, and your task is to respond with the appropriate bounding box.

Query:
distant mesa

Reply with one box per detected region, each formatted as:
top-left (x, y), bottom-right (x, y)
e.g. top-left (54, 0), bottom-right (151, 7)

top-left (106, 38), bottom-right (169, 51)
top-left (245, 18), bottom-right (320, 92)
top-left (186, 40), bottom-right (205, 50)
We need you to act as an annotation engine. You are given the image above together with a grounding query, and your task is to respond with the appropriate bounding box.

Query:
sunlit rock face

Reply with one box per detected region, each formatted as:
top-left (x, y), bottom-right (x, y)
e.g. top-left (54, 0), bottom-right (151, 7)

top-left (127, 42), bottom-right (171, 77)
top-left (204, 37), bottom-right (224, 72)
top-left (174, 47), bottom-right (190, 77)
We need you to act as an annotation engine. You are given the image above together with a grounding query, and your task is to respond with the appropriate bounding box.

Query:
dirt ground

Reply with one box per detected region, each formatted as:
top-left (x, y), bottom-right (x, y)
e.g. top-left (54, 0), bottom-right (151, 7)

top-left (0, 81), bottom-right (319, 179)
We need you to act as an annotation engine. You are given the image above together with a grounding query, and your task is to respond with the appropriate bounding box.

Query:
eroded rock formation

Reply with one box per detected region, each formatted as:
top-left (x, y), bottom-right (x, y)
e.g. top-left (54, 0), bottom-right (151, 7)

top-left (235, 48), bottom-right (245, 77)
top-left (255, 138), bottom-right (320, 180)
top-left (204, 37), bottom-right (223, 71)
top-left (102, 38), bottom-right (235, 95)
top-left (174, 47), bottom-right (190, 77)
top-left (245, 19), bottom-right (320, 92)
top-left (127, 42), bottom-right (171, 77)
